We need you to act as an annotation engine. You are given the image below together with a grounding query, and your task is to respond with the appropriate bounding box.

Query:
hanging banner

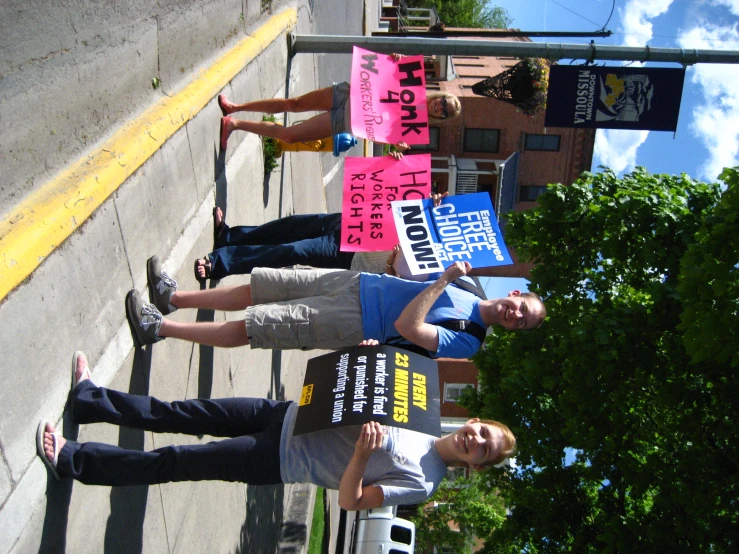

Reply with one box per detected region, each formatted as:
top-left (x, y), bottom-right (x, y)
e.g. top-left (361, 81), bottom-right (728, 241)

top-left (340, 154), bottom-right (431, 252)
top-left (391, 192), bottom-right (512, 275)
top-left (294, 345), bottom-right (441, 436)
top-left (544, 65), bottom-right (685, 131)
top-left (350, 46), bottom-right (430, 144)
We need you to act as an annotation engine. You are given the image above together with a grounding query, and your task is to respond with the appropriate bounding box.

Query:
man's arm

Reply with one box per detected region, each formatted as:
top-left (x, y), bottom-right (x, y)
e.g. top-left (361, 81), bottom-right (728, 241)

top-left (394, 261), bottom-right (472, 352)
top-left (338, 422), bottom-right (387, 511)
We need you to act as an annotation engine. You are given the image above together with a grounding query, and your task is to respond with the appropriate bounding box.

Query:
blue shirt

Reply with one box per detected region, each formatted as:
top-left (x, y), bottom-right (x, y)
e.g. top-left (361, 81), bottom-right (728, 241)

top-left (358, 273), bottom-right (485, 359)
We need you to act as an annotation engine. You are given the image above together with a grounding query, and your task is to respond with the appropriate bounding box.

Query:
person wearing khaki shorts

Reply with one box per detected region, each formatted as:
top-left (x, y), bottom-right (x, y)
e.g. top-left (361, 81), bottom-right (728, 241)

top-left (127, 256), bottom-right (546, 359)
top-left (245, 268), bottom-right (365, 351)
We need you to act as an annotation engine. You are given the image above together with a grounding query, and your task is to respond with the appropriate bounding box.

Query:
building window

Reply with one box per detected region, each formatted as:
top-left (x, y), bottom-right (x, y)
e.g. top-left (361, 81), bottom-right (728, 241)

top-left (525, 134), bottom-right (561, 151)
top-left (410, 127), bottom-right (440, 152)
top-left (445, 466), bottom-right (467, 482)
top-left (519, 185), bottom-right (548, 202)
top-left (444, 383), bottom-right (474, 402)
top-left (464, 128), bottom-right (500, 153)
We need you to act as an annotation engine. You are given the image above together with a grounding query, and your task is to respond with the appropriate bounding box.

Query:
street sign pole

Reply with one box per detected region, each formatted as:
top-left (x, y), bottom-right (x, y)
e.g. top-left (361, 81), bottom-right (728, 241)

top-left (290, 34), bottom-right (739, 65)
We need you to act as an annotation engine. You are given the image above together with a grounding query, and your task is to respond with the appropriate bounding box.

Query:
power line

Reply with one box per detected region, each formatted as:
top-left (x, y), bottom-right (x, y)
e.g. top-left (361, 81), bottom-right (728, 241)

top-left (601, 0), bottom-right (617, 31)
top-left (546, 0), bottom-right (618, 32)
top-left (549, 0), bottom-right (603, 28)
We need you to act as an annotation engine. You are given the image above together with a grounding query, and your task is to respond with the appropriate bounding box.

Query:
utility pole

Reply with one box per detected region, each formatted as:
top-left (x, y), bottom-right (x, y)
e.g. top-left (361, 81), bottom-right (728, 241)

top-left (290, 35), bottom-right (739, 65)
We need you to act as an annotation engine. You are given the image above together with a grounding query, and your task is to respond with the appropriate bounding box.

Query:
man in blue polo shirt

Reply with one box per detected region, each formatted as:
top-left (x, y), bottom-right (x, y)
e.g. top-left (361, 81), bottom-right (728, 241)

top-left (127, 256), bottom-right (546, 359)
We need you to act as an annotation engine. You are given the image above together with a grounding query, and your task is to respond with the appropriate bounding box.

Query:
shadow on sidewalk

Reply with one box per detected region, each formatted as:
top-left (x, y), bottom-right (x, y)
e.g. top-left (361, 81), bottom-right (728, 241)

top-left (102, 346), bottom-right (152, 554)
top-left (235, 483), bottom-right (286, 554)
top-left (37, 407), bottom-right (79, 553)
top-left (194, 279), bottom-right (219, 400)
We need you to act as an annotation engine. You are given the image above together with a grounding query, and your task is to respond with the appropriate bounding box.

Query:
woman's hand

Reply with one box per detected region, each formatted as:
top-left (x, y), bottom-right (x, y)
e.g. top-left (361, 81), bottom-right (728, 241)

top-left (385, 244), bottom-right (400, 276)
top-left (390, 53), bottom-right (403, 62)
top-left (395, 142), bottom-right (410, 152)
top-left (354, 422), bottom-right (387, 458)
top-left (431, 191), bottom-right (449, 207)
top-left (389, 150), bottom-right (404, 161)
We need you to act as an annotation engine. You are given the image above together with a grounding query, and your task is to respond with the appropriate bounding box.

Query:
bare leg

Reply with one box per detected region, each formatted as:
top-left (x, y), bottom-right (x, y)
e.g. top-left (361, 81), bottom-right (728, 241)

top-left (223, 112), bottom-right (332, 144)
top-left (220, 87), bottom-right (334, 115)
top-left (159, 319), bottom-right (249, 348)
top-left (170, 285), bottom-right (253, 311)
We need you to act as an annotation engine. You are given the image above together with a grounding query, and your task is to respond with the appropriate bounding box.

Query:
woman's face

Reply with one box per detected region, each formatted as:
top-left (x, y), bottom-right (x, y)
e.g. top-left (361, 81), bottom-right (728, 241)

top-left (428, 96), bottom-right (450, 119)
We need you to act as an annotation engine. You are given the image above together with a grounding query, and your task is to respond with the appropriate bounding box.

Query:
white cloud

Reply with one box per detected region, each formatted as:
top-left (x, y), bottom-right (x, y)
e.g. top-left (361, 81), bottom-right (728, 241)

top-left (593, 0), bottom-right (674, 174)
top-left (594, 130), bottom-right (650, 173)
top-left (619, 0), bottom-right (675, 46)
top-left (710, 0), bottom-right (739, 16)
top-left (678, 24), bottom-right (739, 180)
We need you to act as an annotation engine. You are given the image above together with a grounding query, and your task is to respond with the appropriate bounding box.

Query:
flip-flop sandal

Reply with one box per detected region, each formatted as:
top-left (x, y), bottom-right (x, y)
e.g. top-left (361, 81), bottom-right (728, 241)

top-left (212, 207), bottom-right (226, 246)
top-left (36, 420), bottom-right (61, 480)
top-left (218, 94), bottom-right (229, 117)
top-left (193, 256), bottom-right (212, 282)
top-left (220, 116), bottom-right (232, 151)
top-left (71, 350), bottom-right (92, 389)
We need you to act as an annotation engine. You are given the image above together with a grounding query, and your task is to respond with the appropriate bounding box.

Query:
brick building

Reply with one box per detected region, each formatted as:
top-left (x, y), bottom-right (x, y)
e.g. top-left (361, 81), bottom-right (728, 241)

top-left (407, 38), bottom-right (596, 279)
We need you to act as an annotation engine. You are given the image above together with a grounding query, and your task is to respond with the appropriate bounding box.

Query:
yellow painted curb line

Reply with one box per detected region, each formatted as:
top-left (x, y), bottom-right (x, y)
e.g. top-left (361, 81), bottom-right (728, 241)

top-left (0, 8), bottom-right (297, 302)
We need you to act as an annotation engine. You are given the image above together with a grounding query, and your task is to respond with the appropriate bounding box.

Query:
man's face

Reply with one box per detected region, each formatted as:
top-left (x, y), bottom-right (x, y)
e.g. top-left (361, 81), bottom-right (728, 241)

top-left (493, 291), bottom-right (544, 331)
top-left (451, 419), bottom-right (505, 469)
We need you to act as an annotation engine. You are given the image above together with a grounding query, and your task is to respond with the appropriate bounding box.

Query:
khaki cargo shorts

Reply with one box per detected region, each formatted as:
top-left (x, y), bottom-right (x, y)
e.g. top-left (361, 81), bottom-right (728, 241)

top-left (245, 268), bottom-right (365, 350)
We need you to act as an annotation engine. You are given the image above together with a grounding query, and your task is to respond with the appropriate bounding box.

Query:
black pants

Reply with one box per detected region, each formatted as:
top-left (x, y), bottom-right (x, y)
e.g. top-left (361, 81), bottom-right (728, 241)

top-left (58, 380), bottom-right (291, 486)
top-left (208, 212), bottom-right (355, 279)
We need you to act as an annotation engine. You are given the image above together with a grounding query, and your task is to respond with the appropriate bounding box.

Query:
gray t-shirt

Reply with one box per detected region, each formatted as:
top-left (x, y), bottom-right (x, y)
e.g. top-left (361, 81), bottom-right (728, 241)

top-left (279, 403), bottom-right (448, 506)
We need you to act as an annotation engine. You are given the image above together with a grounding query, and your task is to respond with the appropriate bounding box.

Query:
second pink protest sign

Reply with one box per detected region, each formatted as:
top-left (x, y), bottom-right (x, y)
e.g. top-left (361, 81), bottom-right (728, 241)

top-left (340, 154), bottom-right (431, 252)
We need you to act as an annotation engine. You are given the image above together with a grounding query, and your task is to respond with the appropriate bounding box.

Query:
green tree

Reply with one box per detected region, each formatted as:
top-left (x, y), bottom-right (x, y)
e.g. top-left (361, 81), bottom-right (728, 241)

top-left (413, 471), bottom-right (508, 553)
top-left (405, 0), bottom-right (513, 29)
top-left (463, 167), bottom-right (739, 553)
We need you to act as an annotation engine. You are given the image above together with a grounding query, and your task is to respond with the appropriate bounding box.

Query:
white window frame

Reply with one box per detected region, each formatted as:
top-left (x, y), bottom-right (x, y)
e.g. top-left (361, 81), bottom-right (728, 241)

top-left (443, 383), bottom-right (475, 403)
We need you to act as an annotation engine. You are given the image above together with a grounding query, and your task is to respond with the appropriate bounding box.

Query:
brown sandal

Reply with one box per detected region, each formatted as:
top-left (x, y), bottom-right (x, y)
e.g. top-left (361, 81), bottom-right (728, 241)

top-left (193, 256), bottom-right (212, 282)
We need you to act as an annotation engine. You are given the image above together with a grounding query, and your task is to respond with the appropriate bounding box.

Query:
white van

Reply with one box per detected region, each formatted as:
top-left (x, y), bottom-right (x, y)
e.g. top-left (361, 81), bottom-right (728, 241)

top-left (350, 505), bottom-right (416, 554)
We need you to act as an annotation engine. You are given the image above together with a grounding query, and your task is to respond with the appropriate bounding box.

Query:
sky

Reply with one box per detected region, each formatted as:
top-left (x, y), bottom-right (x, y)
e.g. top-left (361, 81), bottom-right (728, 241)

top-left (482, 0), bottom-right (739, 298)
top-left (501, 0), bottom-right (739, 183)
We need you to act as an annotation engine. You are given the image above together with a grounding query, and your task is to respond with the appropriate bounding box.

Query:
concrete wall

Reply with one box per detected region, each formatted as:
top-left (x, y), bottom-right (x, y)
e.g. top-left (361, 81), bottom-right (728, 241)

top-left (0, 0), bottom-right (260, 216)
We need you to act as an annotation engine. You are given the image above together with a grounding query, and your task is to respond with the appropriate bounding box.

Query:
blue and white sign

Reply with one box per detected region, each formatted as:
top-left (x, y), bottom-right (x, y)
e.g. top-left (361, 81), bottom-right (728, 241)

top-left (391, 193), bottom-right (513, 275)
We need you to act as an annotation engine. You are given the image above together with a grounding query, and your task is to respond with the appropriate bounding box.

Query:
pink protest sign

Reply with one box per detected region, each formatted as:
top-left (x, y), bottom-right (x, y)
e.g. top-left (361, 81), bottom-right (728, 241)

top-left (340, 154), bottom-right (431, 252)
top-left (350, 46), bottom-right (429, 145)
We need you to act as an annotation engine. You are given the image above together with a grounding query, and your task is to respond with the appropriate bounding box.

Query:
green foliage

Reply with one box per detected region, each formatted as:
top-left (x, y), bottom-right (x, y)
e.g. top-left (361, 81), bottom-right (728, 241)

top-left (413, 471), bottom-right (508, 554)
top-left (261, 115), bottom-right (280, 174)
top-left (405, 1), bottom-right (512, 29)
top-left (151, 77), bottom-right (161, 90)
top-left (466, 167), bottom-right (739, 553)
top-left (307, 488), bottom-right (326, 554)
top-left (678, 167), bottom-right (739, 369)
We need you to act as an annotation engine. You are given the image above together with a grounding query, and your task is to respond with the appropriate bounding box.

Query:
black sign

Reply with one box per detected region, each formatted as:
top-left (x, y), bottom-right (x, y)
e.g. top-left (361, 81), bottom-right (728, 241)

top-left (545, 65), bottom-right (685, 131)
top-left (293, 345), bottom-right (441, 436)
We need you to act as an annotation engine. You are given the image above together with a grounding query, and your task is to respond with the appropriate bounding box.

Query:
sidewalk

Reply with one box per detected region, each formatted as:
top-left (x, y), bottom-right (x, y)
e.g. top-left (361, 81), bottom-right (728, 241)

top-left (0, 2), bottom-right (336, 552)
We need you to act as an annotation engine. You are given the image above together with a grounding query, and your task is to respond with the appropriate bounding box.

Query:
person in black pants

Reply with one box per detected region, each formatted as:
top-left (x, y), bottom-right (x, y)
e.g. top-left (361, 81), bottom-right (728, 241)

top-left (195, 208), bottom-right (355, 281)
top-left (36, 351), bottom-right (517, 510)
